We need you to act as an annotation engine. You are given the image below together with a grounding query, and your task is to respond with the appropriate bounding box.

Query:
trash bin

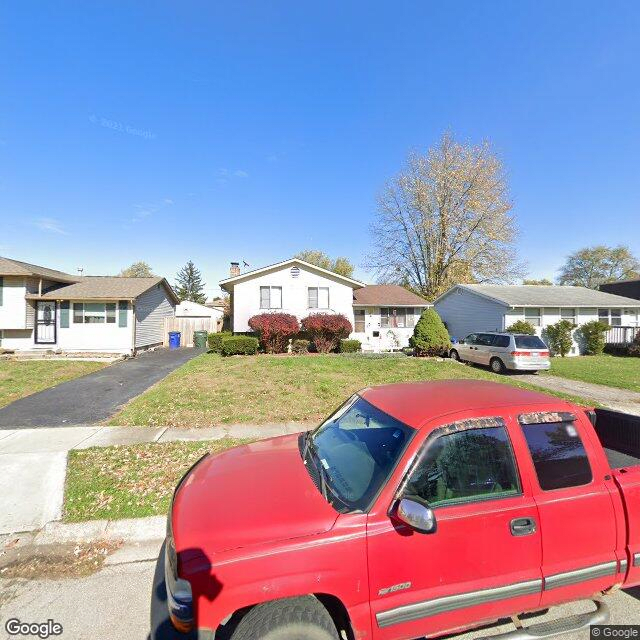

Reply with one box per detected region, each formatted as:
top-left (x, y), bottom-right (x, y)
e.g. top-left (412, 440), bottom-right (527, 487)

top-left (193, 330), bottom-right (208, 349)
top-left (169, 331), bottom-right (181, 350)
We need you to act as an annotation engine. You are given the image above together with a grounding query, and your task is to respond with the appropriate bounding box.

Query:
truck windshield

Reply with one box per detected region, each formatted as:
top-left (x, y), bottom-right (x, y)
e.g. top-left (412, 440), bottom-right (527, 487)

top-left (303, 395), bottom-right (414, 512)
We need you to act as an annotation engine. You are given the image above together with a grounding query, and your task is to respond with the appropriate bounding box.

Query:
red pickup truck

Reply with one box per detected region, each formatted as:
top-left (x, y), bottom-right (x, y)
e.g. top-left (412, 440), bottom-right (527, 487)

top-left (152, 380), bottom-right (640, 640)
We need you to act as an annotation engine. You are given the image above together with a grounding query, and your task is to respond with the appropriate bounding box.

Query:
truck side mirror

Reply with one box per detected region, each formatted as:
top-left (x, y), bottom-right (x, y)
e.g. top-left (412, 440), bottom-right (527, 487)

top-left (395, 498), bottom-right (437, 534)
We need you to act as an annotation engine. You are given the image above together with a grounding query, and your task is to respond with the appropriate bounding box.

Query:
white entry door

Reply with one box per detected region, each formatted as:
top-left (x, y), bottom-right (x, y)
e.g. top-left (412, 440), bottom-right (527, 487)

top-left (35, 301), bottom-right (57, 344)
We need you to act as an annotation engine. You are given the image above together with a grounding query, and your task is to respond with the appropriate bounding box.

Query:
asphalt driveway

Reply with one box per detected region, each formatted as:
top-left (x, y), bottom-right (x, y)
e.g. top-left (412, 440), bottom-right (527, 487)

top-left (0, 348), bottom-right (202, 429)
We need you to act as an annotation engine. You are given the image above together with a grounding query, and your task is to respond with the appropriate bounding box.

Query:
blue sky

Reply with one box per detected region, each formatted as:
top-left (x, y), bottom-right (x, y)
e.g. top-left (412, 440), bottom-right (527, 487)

top-left (1, 1), bottom-right (639, 298)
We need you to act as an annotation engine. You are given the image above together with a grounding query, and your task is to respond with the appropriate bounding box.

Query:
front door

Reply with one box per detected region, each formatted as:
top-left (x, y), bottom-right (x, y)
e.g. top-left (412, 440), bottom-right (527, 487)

top-left (35, 301), bottom-right (57, 344)
top-left (367, 415), bottom-right (542, 640)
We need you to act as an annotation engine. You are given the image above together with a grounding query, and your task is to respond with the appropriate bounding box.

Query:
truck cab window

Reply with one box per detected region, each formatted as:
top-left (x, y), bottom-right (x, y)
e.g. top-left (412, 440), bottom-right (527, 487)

top-left (520, 420), bottom-right (592, 490)
top-left (403, 427), bottom-right (521, 507)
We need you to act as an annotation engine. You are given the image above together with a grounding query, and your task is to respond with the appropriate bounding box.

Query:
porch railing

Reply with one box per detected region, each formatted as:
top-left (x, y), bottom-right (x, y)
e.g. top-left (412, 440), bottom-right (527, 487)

top-left (605, 325), bottom-right (638, 346)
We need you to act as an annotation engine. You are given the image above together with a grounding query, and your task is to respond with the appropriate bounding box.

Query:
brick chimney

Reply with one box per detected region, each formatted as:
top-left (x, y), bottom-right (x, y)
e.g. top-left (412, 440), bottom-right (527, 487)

top-left (230, 262), bottom-right (240, 277)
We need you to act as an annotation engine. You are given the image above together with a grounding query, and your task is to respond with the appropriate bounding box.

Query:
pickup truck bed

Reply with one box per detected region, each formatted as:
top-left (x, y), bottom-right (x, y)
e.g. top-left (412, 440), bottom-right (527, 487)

top-left (591, 408), bottom-right (640, 469)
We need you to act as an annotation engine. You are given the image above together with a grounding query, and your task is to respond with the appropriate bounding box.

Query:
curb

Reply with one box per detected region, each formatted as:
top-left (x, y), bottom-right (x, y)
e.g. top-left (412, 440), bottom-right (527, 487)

top-left (2, 515), bottom-right (167, 549)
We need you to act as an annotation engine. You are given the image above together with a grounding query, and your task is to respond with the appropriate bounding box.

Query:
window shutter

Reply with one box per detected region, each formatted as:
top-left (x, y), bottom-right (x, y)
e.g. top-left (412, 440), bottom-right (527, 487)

top-left (118, 301), bottom-right (128, 327)
top-left (60, 301), bottom-right (70, 328)
top-left (0, 276), bottom-right (3, 306)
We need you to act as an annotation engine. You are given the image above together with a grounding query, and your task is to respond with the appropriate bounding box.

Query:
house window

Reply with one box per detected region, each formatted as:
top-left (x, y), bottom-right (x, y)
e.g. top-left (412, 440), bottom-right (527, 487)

top-left (598, 308), bottom-right (622, 326)
top-left (73, 302), bottom-right (117, 324)
top-left (524, 307), bottom-right (541, 326)
top-left (308, 287), bottom-right (329, 309)
top-left (560, 308), bottom-right (576, 324)
top-left (259, 286), bottom-right (282, 309)
top-left (381, 308), bottom-right (415, 329)
top-left (354, 309), bottom-right (365, 333)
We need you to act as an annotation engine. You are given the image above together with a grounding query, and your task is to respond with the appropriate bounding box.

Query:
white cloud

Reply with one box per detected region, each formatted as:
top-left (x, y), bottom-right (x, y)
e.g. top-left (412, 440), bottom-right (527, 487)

top-left (233, 169), bottom-right (249, 178)
top-left (131, 198), bottom-right (174, 222)
top-left (33, 217), bottom-right (68, 235)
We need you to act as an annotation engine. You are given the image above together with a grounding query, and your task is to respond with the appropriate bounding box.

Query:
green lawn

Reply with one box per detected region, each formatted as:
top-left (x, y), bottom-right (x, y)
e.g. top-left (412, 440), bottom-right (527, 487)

top-left (109, 353), bottom-right (590, 428)
top-left (64, 438), bottom-right (248, 521)
top-left (0, 360), bottom-right (107, 408)
top-left (544, 355), bottom-right (640, 392)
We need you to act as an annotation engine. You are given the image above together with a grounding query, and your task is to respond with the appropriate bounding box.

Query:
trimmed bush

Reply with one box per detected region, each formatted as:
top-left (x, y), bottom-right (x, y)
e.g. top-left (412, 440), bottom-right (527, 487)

top-left (207, 331), bottom-right (232, 353)
top-left (301, 313), bottom-right (353, 353)
top-left (339, 339), bottom-right (361, 353)
top-left (291, 339), bottom-right (310, 354)
top-left (248, 313), bottom-right (300, 354)
top-left (221, 335), bottom-right (259, 356)
top-left (544, 319), bottom-right (575, 357)
top-left (410, 309), bottom-right (451, 356)
top-left (577, 320), bottom-right (609, 355)
top-left (505, 320), bottom-right (536, 335)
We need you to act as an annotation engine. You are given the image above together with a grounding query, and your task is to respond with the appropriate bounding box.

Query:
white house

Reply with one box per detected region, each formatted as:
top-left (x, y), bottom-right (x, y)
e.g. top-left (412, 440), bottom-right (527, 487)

top-left (434, 284), bottom-right (640, 355)
top-left (0, 256), bottom-right (178, 355)
top-left (176, 300), bottom-right (224, 323)
top-left (219, 258), bottom-right (431, 350)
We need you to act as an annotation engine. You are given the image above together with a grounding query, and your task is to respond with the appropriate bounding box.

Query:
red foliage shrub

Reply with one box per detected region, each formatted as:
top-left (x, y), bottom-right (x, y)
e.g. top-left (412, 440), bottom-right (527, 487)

top-left (248, 313), bottom-right (300, 353)
top-left (301, 313), bottom-right (353, 353)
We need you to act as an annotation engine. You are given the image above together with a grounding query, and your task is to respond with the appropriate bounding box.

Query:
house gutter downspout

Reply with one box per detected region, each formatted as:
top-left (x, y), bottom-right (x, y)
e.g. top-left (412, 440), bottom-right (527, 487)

top-left (131, 298), bottom-right (136, 356)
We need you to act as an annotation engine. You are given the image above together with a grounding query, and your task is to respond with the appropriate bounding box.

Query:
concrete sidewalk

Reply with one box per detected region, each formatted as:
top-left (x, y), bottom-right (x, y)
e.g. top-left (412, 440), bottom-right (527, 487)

top-left (0, 423), bottom-right (305, 536)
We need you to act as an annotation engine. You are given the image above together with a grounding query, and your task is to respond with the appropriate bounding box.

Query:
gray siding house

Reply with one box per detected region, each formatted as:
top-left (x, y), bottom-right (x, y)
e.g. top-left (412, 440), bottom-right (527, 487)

top-left (434, 284), bottom-right (640, 355)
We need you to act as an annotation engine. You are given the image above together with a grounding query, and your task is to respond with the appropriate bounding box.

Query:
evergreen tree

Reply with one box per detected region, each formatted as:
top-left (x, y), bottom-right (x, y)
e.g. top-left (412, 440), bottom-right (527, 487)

top-left (409, 309), bottom-right (451, 356)
top-left (175, 261), bottom-right (207, 303)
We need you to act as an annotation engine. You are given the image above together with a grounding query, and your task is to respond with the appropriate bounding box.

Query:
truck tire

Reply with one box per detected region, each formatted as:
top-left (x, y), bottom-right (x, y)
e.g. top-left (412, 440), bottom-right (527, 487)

top-left (230, 596), bottom-right (339, 640)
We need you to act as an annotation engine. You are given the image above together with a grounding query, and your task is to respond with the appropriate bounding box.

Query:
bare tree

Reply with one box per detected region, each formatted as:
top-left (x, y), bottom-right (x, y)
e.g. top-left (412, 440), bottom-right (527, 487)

top-left (366, 133), bottom-right (523, 300)
top-left (557, 245), bottom-right (640, 289)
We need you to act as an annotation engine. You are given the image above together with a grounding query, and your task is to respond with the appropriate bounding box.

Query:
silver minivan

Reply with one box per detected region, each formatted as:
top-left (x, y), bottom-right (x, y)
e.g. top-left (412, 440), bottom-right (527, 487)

top-left (450, 332), bottom-right (551, 374)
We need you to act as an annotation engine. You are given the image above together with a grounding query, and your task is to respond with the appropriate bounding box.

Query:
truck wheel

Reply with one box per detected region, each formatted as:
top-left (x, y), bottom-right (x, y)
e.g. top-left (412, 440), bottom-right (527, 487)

top-left (230, 596), bottom-right (339, 640)
top-left (490, 357), bottom-right (506, 374)
top-left (450, 349), bottom-right (461, 362)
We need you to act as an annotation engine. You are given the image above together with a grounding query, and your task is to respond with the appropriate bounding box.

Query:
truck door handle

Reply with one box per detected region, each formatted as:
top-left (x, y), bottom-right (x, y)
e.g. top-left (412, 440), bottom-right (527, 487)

top-left (510, 517), bottom-right (536, 536)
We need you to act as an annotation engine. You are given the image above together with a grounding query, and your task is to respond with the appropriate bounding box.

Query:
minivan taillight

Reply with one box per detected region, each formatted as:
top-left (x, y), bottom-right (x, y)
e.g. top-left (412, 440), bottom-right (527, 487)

top-left (510, 351), bottom-right (532, 356)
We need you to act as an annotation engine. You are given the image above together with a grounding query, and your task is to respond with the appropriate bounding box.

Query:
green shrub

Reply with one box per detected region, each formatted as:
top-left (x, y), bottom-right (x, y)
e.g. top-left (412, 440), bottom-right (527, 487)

top-left (339, 339), bottom-right (361, 353)
top-left (577, 320), bottom-right (609, 355)
top-left (629, 330), bottom-right (640, 357)
top-left (207, 331), bottom-right (232, 353)
top-left (505, 320), bottom-right (536, 335)
top-left (221, 336), bottom-right (259, 356)
top-left (409, 309), bottom-right (451, 356)
top-left (544, 319), bottom-right (575, 357)
top-left (292, 339), bottom-right (310, 354)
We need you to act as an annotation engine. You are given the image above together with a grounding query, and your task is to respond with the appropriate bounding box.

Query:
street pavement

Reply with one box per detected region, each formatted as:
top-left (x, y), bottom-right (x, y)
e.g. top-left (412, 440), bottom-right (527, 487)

top-left (1, 541), bottom-right (639, 640)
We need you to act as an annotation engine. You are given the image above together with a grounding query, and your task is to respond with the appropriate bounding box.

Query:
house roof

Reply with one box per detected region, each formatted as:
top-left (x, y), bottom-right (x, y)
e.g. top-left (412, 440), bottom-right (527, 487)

top-left (437, 284), bottom-right (640, 308)
top-left (600, 279), bottom-right (640, 301)
top-left (0, 256), bottom-right (78, 283)
top-left (26, 276), bottom-right (179, 303)
top-left (219, 258), bottom-right (366, 291)
top-left (353, 285), bottom-right (431, 307)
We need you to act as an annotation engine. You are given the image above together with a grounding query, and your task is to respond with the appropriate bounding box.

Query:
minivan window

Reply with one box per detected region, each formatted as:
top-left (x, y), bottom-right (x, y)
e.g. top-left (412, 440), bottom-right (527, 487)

top-left (520, 420), bottom-right (592, 490)
top-left (476, 334), bottom-right (495, 346)
top-left (403, 427), bottom-right (521, 507)
top-left (493, 335), bottom-right (510, 348)
top-left (305, 396), bottom-right (414, 512)
top-left (514, 335), bottom-right (547, 349)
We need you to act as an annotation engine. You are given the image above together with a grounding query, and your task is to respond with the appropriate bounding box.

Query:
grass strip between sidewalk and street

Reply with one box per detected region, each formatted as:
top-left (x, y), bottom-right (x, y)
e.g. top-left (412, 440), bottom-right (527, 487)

top-left (0, 360), bottom-right (107, 408)
top-left (64, 438), bottom-right (251, 522)
top-left (109, 353), bottom-right (592, 428)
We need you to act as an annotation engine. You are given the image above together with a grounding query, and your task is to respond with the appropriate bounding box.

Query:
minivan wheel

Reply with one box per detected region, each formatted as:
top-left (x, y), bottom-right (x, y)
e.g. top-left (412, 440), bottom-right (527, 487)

top-left (230, 596), bottom-right (339, 640)
top-left (450, 349), bottom-right (461, 362)
top-left (490, 357), bottom-right (506, 374)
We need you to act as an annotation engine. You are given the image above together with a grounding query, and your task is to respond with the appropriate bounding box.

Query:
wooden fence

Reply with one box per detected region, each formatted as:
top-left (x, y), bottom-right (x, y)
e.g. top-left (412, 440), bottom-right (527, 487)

top-left (163, 317), bottom-right (222, 347)
top-left (605, 325), bottom-right (638, 346)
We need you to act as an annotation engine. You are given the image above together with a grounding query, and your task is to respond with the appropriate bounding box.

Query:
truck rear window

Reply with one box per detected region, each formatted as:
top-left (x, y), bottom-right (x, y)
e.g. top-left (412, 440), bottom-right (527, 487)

top-left (520, 420), bottom-right (592, 490)
top-left (514, 335), bottom-right (547, 349)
